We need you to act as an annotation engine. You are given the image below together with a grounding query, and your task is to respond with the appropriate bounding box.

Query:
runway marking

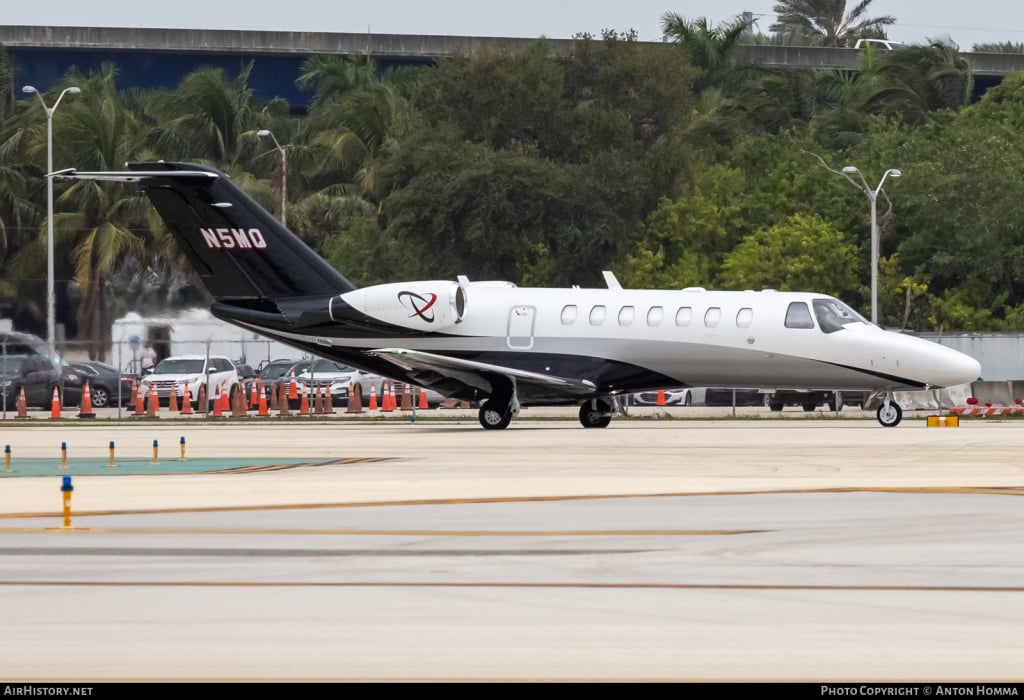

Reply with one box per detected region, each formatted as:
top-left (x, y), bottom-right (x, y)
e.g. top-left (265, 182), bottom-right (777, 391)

top-left (1, 581), bottom-right (1023, 593)
top-left (0, 528), bottom-right (758, 536)
top-left (207, 457), bottom-right (390, 473)
top-left (2, 484), bottom-right (1021, 520)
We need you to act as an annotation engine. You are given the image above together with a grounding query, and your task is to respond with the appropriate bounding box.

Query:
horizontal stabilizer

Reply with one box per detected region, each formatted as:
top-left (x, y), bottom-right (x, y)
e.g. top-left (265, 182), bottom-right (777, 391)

top-left (57, 162), bottom-right (356, 300)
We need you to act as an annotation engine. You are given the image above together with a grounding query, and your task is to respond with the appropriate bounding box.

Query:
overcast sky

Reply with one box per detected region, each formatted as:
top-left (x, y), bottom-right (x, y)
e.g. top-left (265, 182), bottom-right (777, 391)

top-left (4, 1), bottom-right (1023, 51)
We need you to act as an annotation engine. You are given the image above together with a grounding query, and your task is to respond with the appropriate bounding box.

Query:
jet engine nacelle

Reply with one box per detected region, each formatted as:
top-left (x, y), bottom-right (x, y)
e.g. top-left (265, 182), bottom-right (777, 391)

top-left (335, 281), bottom-right (468, 330)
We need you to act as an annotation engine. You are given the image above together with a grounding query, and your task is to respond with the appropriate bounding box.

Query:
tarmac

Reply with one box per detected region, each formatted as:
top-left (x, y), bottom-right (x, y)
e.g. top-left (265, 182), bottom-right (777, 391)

top-left (1, 413), bottom-right (1023, 681)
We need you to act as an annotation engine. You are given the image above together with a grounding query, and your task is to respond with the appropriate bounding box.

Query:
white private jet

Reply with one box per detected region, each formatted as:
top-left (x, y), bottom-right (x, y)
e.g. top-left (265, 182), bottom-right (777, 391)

top-left (58, 162), bottom-right (981, 429)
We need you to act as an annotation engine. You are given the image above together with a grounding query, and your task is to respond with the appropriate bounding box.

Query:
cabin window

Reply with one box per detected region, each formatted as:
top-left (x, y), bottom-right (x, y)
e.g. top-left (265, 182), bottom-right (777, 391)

top-left (704, 307), bottom-right (721, 328)
top-left (618, 306), bottom-right (635, 326)
top-left (560, 305), bottom-right (577, 325)
top-left (736, 308), bottom-right (753, 328)
top-left (647, 306), bottom-right (663, 326)
top-left (785, 302), bottom-right (815, 329)
top-left (589, 305), bottom-right (606, 325)
top-left (675, 307), bottom-right (692, 327)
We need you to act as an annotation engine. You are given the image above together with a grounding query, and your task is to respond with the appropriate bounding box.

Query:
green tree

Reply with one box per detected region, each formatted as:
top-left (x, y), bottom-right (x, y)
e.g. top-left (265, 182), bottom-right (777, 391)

top-left (718, 213), bottom-right (860, 296)
top-left (143, 62), bottom-right (287, 167)
top-left (770, 0), bottom-right (896, 47)
top-left (658, 13), bottom-right (758, 94)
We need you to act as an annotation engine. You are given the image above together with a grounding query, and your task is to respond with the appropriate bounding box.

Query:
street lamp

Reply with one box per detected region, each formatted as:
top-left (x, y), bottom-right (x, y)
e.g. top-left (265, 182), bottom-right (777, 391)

top-left (257, 129), bottom-right (287, 226)
top-left (841, 165), bottom-right (902, 326)
top-left (22, 84), bottom-right (81, 359)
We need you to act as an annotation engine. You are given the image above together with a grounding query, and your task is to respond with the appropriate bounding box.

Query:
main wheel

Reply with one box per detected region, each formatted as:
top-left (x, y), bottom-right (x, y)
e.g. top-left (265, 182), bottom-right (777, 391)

top-left (802, 402), bottom-right (817, 412)
top-left (90, 385), bottom-right (111, 408)
top-left (478, 400), bottom-right (512, 430)
top-left (767, 399), bottom-right (784, 412)
top-left (682, 392), bottom-right (692, 407)
top-left (579, 399), bottom-right (612, 428)
top-left (876, 401), bottom-right (903, 427)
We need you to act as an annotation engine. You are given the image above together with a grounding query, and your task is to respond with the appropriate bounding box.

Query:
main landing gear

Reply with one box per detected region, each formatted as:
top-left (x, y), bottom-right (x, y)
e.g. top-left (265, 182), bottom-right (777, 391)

top-left (876, 393), bottom-right (903, 427)
top-left (478, 383), bottom-right (521, 430)
top-left (578, 398), bottom-right (613, 428)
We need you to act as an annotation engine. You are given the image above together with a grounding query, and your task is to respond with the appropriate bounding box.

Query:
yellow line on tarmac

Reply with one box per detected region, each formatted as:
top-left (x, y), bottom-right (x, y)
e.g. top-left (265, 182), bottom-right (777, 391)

top-left (2, 484), bottom-right (1020, 520)
top-left (0, 527), bottom-right (759, 536)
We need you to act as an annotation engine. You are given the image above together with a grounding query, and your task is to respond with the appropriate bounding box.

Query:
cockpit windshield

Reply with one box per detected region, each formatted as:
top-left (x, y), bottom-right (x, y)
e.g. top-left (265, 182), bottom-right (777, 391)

top-left (813, 298), bottom-right (868, 333)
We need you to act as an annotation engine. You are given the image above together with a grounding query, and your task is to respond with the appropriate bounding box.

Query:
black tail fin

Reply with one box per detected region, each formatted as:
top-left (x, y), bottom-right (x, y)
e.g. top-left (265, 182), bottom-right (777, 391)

top-left (125, 162), bottom-right (356, 300)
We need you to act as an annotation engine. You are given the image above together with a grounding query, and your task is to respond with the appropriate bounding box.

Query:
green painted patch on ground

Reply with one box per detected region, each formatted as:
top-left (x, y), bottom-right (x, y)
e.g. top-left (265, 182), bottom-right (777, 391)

top-left (0, 456), bottom-right (385, 477)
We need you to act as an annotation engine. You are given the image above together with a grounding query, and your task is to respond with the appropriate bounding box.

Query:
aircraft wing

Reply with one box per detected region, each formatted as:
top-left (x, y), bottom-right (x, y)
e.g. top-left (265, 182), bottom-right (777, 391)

top-left (366, 348), bottom-right (597, 400)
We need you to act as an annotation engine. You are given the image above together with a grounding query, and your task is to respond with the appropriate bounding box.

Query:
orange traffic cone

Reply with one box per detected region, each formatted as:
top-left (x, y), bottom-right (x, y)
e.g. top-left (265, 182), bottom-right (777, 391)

top-left (211, 384), bottom-right (223, 417)
top-left (368, 382), bottom-right (378, 411)
top-left (16, 386), bottom-right (29, 419)
top-left (147, 383), bottom-right (159, 417)
top-left (232, 385), bottom-right (247, 417)
top-left (197, 383), bottom-right (208, 413)
top-left (181, 382), bottom-right (193, 415)
top-left (78, 380), bottom-right (96, 419)
top-left (249, 380), bottom-right (258, 410)
top-left (400, 383), bottom-right (412, 410)
top-left (347, 381), bottom-right (363, 414)
top-left (382, 382), bottom-right (394, 413)
top-left (299, 383), bottom-right (310, 415)
top-left (219, 382), bottom-right (231, 416)
top-left (418, 387), bottom-right (429, 410)
top-left (656, 390), bottom-right (666, 406)
top-left (314, 384), bottom-right (324, 414)
top-left (278, 383), bottom-right (290, 416)
top-left (49, 386), bottom-right (61, 419)
top-left (269, 382), bottom-right (279, 411)
top-left (288, 370), bottom-right (298, 401)
top-left (258, 383), bottom-right (269, 416)
top-left (134, 380), bottom-right (145, 416)
top-left (168, 382), bottom-right (179, 413)
top-left (324, 384), bottom-right (335, 414)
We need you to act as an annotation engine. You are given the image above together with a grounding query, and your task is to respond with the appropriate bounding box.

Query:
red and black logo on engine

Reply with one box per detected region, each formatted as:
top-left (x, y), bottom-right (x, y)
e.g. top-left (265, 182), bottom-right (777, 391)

top-left (398, 291), bottom-right (438, 322)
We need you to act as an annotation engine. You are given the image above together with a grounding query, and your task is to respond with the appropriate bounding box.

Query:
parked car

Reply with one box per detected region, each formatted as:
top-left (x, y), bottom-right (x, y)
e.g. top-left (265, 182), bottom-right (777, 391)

top-left (295, 358), bottom-right (358, 405)
top-left (0, 354), bottom-right (84, 410)
top-left (139, 354), bottom-right (241, 409)
top-left (235, 362), bottom-right (257, 402)
top-left (69, 361), bottom-right (135, 408)
top-left (703, 388), bottom-right (765, 407)
top-left (762, 390), bottom-right (869, 412)
top-left (631, 388), bottom-right (705, 407)
top-left (256, 358), bottom-right (304, 385)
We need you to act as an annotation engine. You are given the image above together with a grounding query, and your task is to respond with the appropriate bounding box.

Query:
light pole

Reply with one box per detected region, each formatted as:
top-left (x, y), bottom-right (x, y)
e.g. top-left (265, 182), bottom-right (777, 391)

top-left (841, 165), bottom-right (902, 326)
top-left (22, 84), bottom-right (81, 359)
top-left (257, 129), bottom-right (287, 226)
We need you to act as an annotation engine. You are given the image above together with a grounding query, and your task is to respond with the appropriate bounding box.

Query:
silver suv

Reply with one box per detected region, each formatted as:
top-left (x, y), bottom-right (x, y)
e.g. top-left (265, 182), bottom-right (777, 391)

top-left (140, 354), bottom-right (241, 410)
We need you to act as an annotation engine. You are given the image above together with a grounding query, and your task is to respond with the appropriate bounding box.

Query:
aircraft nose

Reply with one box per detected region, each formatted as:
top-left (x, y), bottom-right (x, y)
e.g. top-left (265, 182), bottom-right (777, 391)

top-left (931, 345), bottom-right (982, 387)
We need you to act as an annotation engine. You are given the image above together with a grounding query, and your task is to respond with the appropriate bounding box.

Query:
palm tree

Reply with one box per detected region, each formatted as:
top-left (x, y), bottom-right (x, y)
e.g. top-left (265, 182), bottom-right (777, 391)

top-left (770, 0), bottom-right (896, 47)
top-left (661, 13), bottom-right (817, 141)
top-left (142, 62), bottom-right (288, 168)
top-left (10, 63), bottom-right (177, 359)
top-left (659, 13), bottom-right (759, 95)
top-left (290, 55), bottom-right (420, 225)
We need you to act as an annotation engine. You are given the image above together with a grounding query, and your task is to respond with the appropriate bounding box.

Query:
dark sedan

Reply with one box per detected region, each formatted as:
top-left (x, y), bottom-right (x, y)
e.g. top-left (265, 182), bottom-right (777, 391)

top-left (1, 354), bottom-right (84, 410)
top-left (69, 361), bottom-right (135, 408)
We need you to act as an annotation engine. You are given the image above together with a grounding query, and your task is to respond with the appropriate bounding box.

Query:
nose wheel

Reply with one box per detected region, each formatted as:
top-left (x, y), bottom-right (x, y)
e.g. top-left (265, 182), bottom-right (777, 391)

top-left (876, 400), bottom-right (903, 427)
